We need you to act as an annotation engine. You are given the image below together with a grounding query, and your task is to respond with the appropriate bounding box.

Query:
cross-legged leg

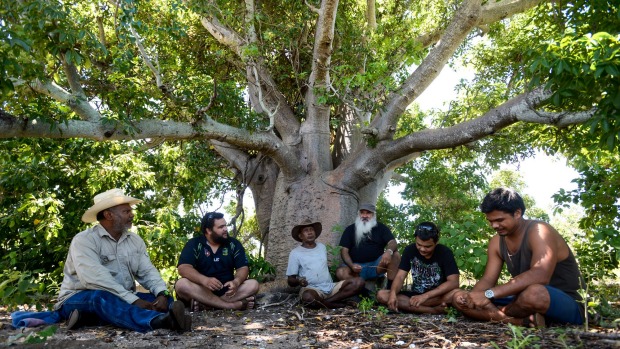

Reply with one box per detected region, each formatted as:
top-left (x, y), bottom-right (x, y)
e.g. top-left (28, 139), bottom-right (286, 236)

top-left (175, 278), bottom-right (259, 310)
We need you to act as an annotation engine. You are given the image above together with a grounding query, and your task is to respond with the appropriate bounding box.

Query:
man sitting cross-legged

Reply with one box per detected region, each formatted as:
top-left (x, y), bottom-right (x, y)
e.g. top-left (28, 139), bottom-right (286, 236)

top-left (452, 188), bottom-right (585, 327)
top-left (286, 220), bottom-right (365, 309)
top-left (377, 222), bottom-right (459, 314)
top-left (175, 211), bottom-right (259, 311)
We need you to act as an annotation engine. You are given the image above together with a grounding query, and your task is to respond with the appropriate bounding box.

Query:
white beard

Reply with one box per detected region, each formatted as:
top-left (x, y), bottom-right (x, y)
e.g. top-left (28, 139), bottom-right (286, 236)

top-left (355, 216), bottom-right (377, 246)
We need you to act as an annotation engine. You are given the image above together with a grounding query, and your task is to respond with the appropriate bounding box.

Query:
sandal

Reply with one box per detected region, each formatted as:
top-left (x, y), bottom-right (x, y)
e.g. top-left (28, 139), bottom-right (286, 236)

top-left (523, 313), bottom-right (546, 328)
top-left (191, 299), bottom-right (214, 312)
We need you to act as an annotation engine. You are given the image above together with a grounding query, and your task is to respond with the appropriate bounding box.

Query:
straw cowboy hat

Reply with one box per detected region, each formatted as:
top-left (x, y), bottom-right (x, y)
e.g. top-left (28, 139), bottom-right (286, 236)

top-left (291, 219), bottom-right (322, 242)
top-left (82, 189), bottom-right (143, 223)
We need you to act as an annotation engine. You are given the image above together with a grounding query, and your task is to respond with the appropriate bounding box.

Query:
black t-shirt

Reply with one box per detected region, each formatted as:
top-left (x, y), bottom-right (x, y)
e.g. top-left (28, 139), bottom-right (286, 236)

top-left (177, 235), bottom-right (249, 284)
top-left (339, 222), bottom-right (395, 263)
top-left (399, 243), bottom-right (459, 295)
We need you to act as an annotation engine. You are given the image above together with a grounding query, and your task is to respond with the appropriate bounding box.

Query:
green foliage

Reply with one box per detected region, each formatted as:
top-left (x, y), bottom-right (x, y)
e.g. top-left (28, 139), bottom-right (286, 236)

top-left (491, 324), bottom-right (541, 349)
top-left (553, 151), bottom-right (620, 276)
top-left (0, 138), bottom-right (234, 307)
top-left (7, 325), bottom-right (58, 345)
top-left (325, 243), bottom-right (342, 277)
top-left (0, 270), bottom-right (53, 310)
top-left (358, 296), bottom-right (375, 317)
top-left (248, 254), bottom-right (276, 282)
top-left (445, 306), bottom-right (459, 323)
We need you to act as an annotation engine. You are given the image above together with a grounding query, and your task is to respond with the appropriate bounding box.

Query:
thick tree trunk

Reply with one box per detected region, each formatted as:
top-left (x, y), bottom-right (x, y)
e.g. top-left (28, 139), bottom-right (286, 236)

top-left (265, 174), bottom-right (362, 276)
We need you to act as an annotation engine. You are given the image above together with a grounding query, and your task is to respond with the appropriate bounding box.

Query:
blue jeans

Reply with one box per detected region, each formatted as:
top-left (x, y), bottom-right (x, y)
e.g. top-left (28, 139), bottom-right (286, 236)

top-left (57, 290), bottom-right (171, 333)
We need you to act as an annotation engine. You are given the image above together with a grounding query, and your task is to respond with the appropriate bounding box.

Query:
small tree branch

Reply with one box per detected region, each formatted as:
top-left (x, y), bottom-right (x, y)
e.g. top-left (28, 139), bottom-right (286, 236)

top-left (25, 79), bottom-right (101, 121)
top-left (129, 25), bottom-right (163, 88)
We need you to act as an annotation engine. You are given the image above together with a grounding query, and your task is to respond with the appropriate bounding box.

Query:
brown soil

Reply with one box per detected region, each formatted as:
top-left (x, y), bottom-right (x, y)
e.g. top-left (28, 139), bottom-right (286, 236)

top-left (1, 291), bottom-right (619, 349)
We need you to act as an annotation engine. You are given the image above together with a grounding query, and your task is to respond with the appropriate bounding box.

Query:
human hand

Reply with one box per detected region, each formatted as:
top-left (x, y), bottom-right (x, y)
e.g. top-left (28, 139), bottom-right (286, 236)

top-left (298, 277), bottom-right (308, 287)
top-left (152, 295), bottom-right (168, 312)
top-left (203, 277), bottom-right (224, 291)
top-left (379, 253), bottom-right (391, 268)
top-left (132, 298), bottom-right (154, 310)
top-left (469, 291), bottom-right (491, 309)
top-left (409, 294), bottom-right (429, 308)
top-left (387, 293), bottom-right (398, 312)
top-left (454, 291), bottom-right (472, 308)
top-left (224, 280), bottom-right (239, 297)
top-left (351, 264), bottom-right (362, 273)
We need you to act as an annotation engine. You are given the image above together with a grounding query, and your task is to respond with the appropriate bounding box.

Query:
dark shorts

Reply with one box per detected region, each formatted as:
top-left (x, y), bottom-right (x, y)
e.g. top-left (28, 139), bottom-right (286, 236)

top-left (492, 285), bottom-right (584, 325)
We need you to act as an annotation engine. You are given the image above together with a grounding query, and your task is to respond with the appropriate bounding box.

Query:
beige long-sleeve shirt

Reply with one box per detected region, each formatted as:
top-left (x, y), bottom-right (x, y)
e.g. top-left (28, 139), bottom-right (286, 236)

top-left (54, 225), bottom-right (167, 309)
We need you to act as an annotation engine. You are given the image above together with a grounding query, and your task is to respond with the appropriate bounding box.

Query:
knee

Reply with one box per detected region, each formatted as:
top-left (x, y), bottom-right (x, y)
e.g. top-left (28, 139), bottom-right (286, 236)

top-left (517, 284), bottom-right (549, 310)
top-left (451, 290), bottom-right (468, 311)
top-left (351, 277), bottom-right (365, 290)
top-left (335, 266), bottom-right (350, 280)
top-left (174, 278), bottom-right (191, 298)
top-left (300, 291), bottom-right (316, 305)
top-left (376, 290), bottom-right (389, 304)
top-left (245, 279), bottom-right (260, 294)
top-left (390, 253), bottom-right (401, 266)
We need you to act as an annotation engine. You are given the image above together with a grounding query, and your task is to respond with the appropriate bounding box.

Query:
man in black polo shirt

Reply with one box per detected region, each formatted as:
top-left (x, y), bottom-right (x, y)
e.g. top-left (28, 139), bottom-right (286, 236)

top-left (175, 212), bottom-right (259, 310)
top-left (336, 203), bottom-right (400, 290)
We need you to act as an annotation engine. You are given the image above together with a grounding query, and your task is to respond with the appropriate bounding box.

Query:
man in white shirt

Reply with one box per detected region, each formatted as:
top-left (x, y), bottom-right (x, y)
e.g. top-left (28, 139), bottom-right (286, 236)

top-left (286, 220), bottom-right (364, 309)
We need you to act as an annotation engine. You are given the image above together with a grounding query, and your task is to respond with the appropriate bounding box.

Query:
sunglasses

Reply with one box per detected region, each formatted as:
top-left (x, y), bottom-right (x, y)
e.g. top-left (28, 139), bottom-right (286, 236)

top-left (415, 225), bottom-right (437, 235)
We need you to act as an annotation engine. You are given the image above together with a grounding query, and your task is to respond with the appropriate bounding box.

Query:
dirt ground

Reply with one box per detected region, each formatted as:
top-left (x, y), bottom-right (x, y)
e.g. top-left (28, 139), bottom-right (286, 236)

top-left (1, 290), bottom-right (619, 349)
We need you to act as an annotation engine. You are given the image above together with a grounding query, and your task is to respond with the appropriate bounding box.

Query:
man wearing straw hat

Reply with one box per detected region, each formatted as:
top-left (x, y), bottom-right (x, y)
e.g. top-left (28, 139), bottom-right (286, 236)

top-left (286, 219), bottom-right (365, 309)
top-left (54, 188), bottom-right (191, 332)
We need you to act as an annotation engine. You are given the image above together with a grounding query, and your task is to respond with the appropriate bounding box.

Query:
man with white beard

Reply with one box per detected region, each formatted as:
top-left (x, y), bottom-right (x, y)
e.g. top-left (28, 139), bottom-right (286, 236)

top-left (336, 204), bottom-right (400, 291)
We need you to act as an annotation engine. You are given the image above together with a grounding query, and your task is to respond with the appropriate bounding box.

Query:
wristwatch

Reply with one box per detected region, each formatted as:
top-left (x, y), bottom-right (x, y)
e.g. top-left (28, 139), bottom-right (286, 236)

top-left (384, 249), bottom-right (394, 255)
top-left (157, 290), bottom-right (172, 298)
top-left (484, 289), bottom-right (495, 299)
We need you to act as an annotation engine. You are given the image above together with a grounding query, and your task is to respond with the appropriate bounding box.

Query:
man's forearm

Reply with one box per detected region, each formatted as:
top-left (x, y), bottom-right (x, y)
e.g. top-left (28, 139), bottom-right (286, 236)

top-left (233, 267), bottom-right (250, 285)
top-left (341, 249), bottom-right (355, 267)
top-left (385, 240), bottom-right (398, 253)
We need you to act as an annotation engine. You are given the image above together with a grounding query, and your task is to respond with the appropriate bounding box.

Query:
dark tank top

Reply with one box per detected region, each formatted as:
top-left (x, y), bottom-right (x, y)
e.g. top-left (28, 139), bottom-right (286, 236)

top-left (499, 221), bottom-right (583, 301)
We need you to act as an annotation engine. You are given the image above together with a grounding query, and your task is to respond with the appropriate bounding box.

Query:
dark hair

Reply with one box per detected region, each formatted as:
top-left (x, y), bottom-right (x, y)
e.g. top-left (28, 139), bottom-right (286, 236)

top-left (480, 188), bottom-right (526, 215)
top-left (414, 222), bottom-right (440, 242)
top-left (200, 211), bottom-right (224, 234)
top-left (96, 210), bottom-right (106, 221)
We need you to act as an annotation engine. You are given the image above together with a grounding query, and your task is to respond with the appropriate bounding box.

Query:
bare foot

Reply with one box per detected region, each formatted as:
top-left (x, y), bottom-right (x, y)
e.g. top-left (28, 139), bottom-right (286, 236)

top-left (238, 296), bottom-right (255, 310)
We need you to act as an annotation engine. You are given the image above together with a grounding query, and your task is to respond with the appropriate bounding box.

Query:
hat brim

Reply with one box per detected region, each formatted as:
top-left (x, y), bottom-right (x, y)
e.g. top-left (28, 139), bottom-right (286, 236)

top-left (291, 222), bottom-right (322, 242)
top-left (82, 196), bottom-right (143, 223)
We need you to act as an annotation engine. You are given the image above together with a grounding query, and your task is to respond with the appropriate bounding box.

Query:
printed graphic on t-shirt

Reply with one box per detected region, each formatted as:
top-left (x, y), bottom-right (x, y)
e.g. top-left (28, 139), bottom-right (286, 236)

top-left (410, 258), bottom-right (442, 294)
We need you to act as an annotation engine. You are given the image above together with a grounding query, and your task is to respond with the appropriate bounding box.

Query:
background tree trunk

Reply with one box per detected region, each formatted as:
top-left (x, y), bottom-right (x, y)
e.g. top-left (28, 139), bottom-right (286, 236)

top-left (265, 174), bottom-right (363, 276)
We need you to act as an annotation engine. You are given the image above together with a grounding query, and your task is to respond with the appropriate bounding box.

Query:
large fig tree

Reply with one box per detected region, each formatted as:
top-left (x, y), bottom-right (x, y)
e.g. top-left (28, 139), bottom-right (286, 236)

top-left (1, 0), bottom-right (618, 274)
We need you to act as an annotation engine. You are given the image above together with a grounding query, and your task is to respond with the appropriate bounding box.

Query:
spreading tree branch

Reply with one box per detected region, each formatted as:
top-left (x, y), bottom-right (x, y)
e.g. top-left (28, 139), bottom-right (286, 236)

top-left (416, 0), bottom-right (547, 48)
top-left (335, 86), bottom-right (596, 189)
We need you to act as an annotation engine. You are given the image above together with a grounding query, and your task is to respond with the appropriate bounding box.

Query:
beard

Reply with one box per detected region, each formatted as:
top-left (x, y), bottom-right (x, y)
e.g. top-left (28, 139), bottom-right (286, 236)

top-left (212, 233), bottom-right (229, 245)
top-left (355, 216), bottom-right (377, 246)
top-left (110, 214), bottom-right (131, 235)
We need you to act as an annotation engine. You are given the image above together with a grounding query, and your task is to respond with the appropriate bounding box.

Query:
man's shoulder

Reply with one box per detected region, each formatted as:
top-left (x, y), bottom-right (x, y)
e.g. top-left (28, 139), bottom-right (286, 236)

top-left (71, 225), bottom-right (103, 243)
top-left (342, 224), bottom-right (355, 233)
top-left (372, 222), bottom-right (392, 233)
top-left (227, 237), bottom-right (245, 248)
